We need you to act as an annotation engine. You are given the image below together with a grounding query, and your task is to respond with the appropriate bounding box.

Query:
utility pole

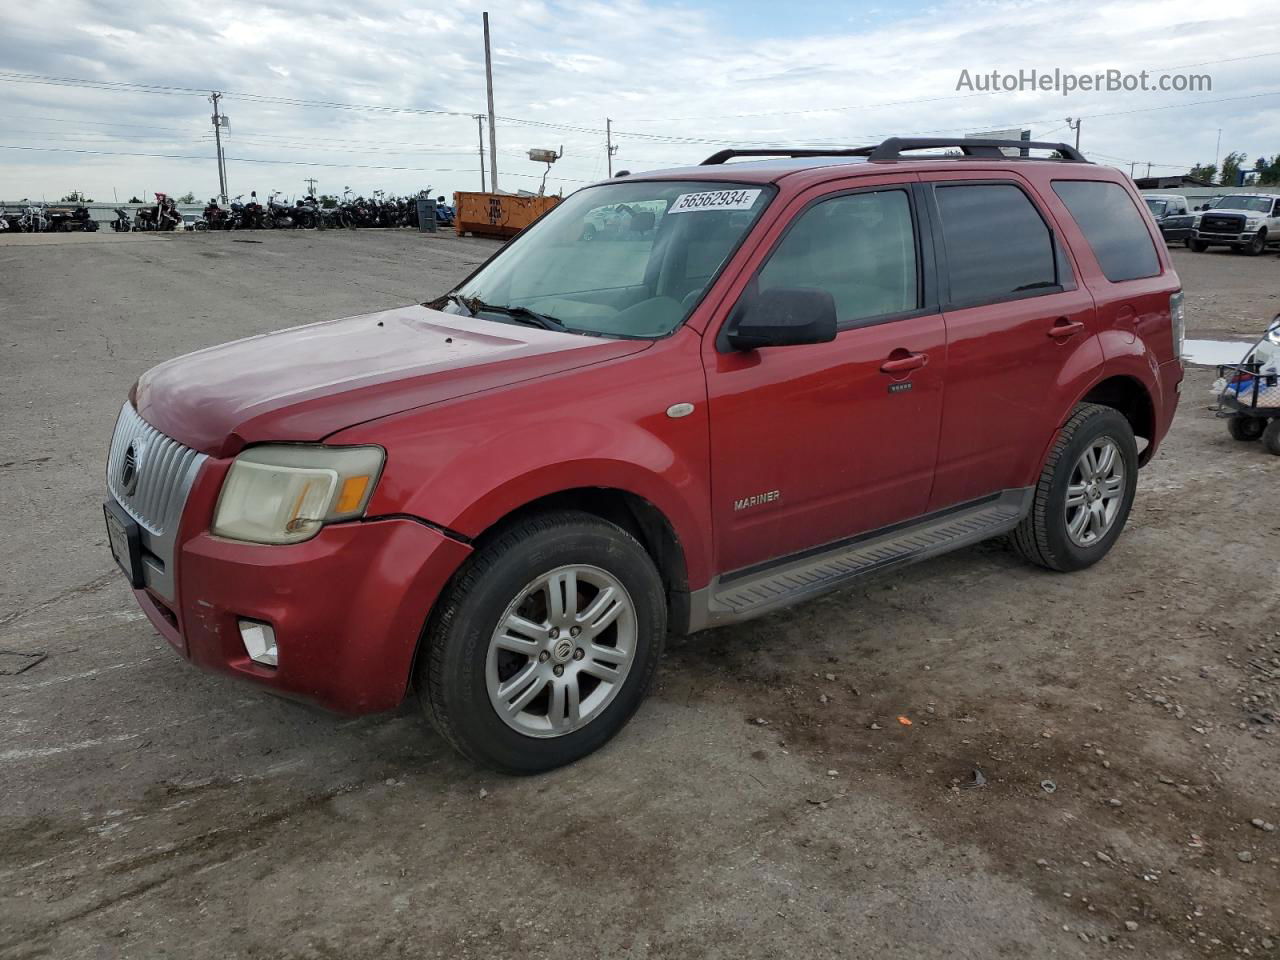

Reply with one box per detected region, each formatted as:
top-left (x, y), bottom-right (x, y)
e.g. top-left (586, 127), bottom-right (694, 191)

top-left (475, 114), bottom-right (486, 190)
top-left (303, 177), bottom-right (317, 196)
top-left (1145, 162), bottom-right (1152, 178)
top-left (209, 92), bottom-right (228, 203)
top-left (1214, 128), bottom-right (1222, 183)
top-left (606, 118), bottom-right (618, 177)
top-left (1065, 116), bottom-right (1081, 151)
top-left (482, 12), bottom-right (498, 193)
top-left (1129, 162), bottom-right (1136, 179)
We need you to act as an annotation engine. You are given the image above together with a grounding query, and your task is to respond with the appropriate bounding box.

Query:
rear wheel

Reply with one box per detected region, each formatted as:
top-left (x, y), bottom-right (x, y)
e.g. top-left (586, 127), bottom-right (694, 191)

top-left (1012, 404), bottom-right (1138, 572)
top-left (419, 511), bottom-right (666, 773)
top-left (1262, 420), bottom-right (1280, 457)
top-left (1189, 239), bottom-right (1209, 252)
top-left (1228, 416), bottom-right (1267, 442)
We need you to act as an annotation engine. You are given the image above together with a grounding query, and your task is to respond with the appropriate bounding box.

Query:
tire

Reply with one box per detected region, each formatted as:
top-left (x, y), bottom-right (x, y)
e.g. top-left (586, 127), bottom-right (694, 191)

top-left (1189, 239), bottom-right (1209, 252)
top-left (419, 510), bottom-right (666, 773)
top-left (1244, 231), bottom-right (1267, 256)
top-left (1228, 416), bottom-right (1267, 442)
top-left (1011, 403), bottom-right (1139, 573)
top-left (1262, 420), bottom-right (1280, 457)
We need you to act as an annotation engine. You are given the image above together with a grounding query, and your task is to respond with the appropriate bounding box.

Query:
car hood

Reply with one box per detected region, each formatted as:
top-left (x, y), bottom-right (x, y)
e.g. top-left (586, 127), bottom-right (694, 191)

top-left (135, 304), bottom-right (650, 456)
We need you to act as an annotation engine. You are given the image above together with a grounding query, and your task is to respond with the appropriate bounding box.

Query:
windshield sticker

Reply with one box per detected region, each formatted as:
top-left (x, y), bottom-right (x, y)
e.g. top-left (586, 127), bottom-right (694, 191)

top-left (667, 189), bottom-right (762, 214)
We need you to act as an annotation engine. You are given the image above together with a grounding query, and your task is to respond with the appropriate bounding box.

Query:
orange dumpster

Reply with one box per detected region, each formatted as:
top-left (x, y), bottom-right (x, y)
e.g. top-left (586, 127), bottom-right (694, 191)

top-left (453, 191), bottom-right (561, 239)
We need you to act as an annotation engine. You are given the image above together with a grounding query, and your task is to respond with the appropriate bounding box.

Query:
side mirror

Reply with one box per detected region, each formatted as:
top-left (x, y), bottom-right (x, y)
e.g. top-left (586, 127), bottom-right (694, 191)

top-left (728, 288), bottom-right (838, 351)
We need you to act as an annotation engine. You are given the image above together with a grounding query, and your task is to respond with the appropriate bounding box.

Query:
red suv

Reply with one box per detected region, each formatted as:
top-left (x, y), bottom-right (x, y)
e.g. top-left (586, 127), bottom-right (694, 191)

top-left (104, 138), bottom-right (1184, 772)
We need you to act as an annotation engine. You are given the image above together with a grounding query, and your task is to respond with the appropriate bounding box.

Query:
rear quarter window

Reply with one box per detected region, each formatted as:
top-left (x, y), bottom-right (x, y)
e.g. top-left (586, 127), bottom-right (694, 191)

top-left (1052, 180), bottom-right (1160, 283)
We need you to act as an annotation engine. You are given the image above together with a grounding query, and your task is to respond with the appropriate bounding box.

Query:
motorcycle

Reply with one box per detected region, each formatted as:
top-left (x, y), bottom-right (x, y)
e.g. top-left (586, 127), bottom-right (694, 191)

top-left (155, 193), bottom-right (181, 232)
top-left (46, 205), bottom-right (98, 232)
top-left (242, 191), bottom-right (267, 229)
top-left (202, 199), bottom-right (230, 231)
top-left (266, 191), bottom-right (296, 229)
top-left (18, 202), bottom-right (49, 233)
top-left (434, 195), bottom-right (455, 226)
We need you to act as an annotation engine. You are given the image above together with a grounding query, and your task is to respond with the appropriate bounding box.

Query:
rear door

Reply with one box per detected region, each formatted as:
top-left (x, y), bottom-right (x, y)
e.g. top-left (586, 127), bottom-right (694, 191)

top-left (703, 175), bottom-right (947, 574)
top-left (919, 174), bottom-right (1101, 510)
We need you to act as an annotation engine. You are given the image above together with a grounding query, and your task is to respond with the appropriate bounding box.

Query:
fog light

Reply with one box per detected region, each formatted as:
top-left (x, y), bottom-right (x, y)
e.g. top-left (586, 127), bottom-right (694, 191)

top-left (239, 620), bottom-right (278, 667)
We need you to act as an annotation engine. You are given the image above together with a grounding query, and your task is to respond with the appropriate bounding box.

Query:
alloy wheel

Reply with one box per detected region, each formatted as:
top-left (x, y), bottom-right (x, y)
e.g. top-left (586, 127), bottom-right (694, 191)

top-left (1064, 436), bottom-right (1126, 547)
top-left (486, 564), bottom-right (637, 738)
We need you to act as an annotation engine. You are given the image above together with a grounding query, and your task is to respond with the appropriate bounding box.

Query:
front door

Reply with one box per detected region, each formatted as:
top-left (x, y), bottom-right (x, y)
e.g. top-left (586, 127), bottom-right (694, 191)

top-left (704, 179), bottom-right (946, 574)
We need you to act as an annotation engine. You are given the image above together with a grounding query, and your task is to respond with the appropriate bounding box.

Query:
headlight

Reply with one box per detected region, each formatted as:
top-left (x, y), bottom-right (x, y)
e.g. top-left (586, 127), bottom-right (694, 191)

top-left (1245, 217), bottom-right (1262, 229)
top-left (213, 444), bottom-right (385, 544)
top-left (1191, 215), bottom-right (1202, 228)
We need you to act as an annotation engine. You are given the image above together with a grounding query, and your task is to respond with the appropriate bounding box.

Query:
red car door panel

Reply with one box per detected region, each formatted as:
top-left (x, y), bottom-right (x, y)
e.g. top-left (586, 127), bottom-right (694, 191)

top-left (702, 176), bottom-right (945, 574)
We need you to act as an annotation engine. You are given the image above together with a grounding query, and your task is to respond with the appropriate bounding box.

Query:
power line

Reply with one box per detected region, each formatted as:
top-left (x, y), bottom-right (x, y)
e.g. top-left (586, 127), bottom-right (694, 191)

top-left (0, 143), bottom-right (592, 181)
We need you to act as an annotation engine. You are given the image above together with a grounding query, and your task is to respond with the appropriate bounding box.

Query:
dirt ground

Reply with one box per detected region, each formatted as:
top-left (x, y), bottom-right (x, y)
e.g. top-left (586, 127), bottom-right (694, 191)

top-left (1, 230), bottom-right (1277, 960)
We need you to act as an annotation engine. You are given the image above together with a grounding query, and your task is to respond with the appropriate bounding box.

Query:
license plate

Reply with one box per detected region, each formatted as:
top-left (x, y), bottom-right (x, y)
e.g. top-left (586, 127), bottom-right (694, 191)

top-left (103, 499), bottom-right (145, 588)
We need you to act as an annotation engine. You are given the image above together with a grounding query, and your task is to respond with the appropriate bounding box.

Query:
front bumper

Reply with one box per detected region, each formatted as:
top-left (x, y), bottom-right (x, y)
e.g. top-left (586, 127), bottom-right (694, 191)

top-left (124, 504), bottom-right (471, 713)
top-left (1192, 229), bottom-right (1259, 244)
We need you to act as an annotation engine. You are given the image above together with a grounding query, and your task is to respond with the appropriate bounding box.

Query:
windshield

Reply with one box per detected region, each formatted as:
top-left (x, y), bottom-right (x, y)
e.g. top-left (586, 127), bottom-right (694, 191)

top-left (1213, 196), bottom-right (1273, 213)
top-left (1144, 198), bottom-right (1168, 216)
top-left (447, 180), bottom-right (773, 338)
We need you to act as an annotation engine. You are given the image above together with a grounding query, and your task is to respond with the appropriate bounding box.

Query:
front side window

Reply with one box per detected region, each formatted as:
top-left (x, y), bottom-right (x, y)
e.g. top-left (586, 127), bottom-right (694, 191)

top-left (934, 183), bottom-right (1057, 306)
top-left (755, 189), bottom-right (918, 324)
top-left (447, 181), bottom-right (772, 339)
top-left (1053, 180), bottom-right (1160, 283)
top-left (1144, 198), bottom-right (1168, 216)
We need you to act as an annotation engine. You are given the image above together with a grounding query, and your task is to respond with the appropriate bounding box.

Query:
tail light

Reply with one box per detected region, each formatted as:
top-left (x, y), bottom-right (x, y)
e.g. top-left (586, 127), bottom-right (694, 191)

top-left (1170, 291), bottom-right (1185, 359)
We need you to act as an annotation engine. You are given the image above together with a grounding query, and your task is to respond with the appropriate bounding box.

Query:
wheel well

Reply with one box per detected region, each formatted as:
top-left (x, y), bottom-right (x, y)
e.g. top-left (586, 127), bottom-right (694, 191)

top-left (473, 488), bottom-right (691, 628)
top-left (1080, 376), bottom-right (1156, 464)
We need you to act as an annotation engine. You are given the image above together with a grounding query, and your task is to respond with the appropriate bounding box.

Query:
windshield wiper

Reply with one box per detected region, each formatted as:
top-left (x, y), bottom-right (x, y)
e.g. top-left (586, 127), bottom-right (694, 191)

top-left (466, 298), bottom-right (568, 332)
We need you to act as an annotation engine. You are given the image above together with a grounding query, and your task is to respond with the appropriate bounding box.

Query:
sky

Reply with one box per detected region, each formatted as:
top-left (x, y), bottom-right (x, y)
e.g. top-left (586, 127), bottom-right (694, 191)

top-left (0, 0), bottom-right (1278, 204)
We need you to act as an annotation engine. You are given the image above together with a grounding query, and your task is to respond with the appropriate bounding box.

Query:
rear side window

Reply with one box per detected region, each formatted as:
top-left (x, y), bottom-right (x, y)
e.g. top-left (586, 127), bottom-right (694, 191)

top-left (757, 189), bottom-right (918, 324)
top-left (934, 184), bottom-right (1056, 307)
top-left (1052, 180), bottom-right (1160, 282)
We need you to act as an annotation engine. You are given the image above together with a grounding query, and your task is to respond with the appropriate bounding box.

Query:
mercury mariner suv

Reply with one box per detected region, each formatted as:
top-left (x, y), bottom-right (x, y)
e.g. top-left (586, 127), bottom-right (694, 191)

top-left (103, 137), bottom-right (1184, 772)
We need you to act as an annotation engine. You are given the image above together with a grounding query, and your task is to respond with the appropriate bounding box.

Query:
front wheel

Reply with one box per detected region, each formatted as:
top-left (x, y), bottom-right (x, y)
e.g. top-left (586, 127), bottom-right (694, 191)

top-left (419, 511), bottom-right (666, 773)
top-left (1012, 403), bottom-right (1138, 572)
top-left (1189, 239), bottom-right (1209, 252)
top-left (1228, 416), bottom-right (1267, 442)
top-left (1245, 231), bottom-right (1267, 256)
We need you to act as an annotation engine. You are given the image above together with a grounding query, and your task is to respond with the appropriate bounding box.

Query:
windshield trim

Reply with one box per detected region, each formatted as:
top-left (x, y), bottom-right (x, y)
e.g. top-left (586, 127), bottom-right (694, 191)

top-left (436, 179), bottom-right (779, 342)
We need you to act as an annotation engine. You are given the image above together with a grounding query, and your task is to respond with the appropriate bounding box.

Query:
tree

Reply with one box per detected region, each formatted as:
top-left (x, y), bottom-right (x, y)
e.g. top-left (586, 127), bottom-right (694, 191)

top-left (60, 190), bottom-right (93, 202)
top-left (1220, 151), bottom-right (1247, 187)
top-left (1258, 155), bottom-right (1280, 186)
top-left (1189, 163), bottom-right (1217, 184)
top-left (176, 191), bottom-right (196, 203)
top-left (128, 196), bottom-right (143, 204)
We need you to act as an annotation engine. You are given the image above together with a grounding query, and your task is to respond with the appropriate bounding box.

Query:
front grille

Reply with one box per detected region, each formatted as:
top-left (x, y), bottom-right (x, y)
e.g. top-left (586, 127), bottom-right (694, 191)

top-left (1201, 214), bottom-right (1245, 234)
top-left (105, 403), bottom-right (207, 601)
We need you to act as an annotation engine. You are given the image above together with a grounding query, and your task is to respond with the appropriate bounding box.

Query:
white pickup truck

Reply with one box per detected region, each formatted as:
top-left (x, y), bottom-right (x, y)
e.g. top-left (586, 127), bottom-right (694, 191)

top-left (1190, 193), bottom-right (1280, 255)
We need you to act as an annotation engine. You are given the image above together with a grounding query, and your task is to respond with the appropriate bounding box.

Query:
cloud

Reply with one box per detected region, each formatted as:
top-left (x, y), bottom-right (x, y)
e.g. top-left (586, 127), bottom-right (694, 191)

top-left (1, 0), bottom-right (1277, 203)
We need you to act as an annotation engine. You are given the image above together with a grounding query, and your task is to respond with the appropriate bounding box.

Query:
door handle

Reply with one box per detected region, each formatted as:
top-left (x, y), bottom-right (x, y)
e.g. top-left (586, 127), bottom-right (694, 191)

top-left (880, 352), bottom-right (928, 374)
top-left (1047, 318), bottom-right (1085, 339)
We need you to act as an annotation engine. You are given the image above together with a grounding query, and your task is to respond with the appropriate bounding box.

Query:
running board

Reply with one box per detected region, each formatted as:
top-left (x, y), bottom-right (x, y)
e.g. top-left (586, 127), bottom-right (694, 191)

top-left (687, 488), bottom-right (1032, 631)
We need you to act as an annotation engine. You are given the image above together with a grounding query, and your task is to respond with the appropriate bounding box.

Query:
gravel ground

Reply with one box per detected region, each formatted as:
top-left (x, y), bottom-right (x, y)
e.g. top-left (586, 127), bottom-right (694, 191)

top-left (1, 231), bottom-right (1277, 960)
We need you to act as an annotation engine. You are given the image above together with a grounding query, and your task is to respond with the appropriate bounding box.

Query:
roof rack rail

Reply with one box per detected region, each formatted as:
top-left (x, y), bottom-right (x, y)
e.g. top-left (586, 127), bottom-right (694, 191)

top-left (700, 147), bottom-right (873, 165)
top-left (699, 138), bottom-right (1087, 166)
top-left (868, 137), bottom-right (1087, 162)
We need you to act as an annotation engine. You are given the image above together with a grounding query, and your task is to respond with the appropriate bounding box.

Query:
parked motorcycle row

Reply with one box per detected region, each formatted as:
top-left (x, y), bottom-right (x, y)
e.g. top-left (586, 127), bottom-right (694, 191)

top-left (1, 201), bottom-right (100, 233)
top-left (109, 191), bottom-right (457, 233)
